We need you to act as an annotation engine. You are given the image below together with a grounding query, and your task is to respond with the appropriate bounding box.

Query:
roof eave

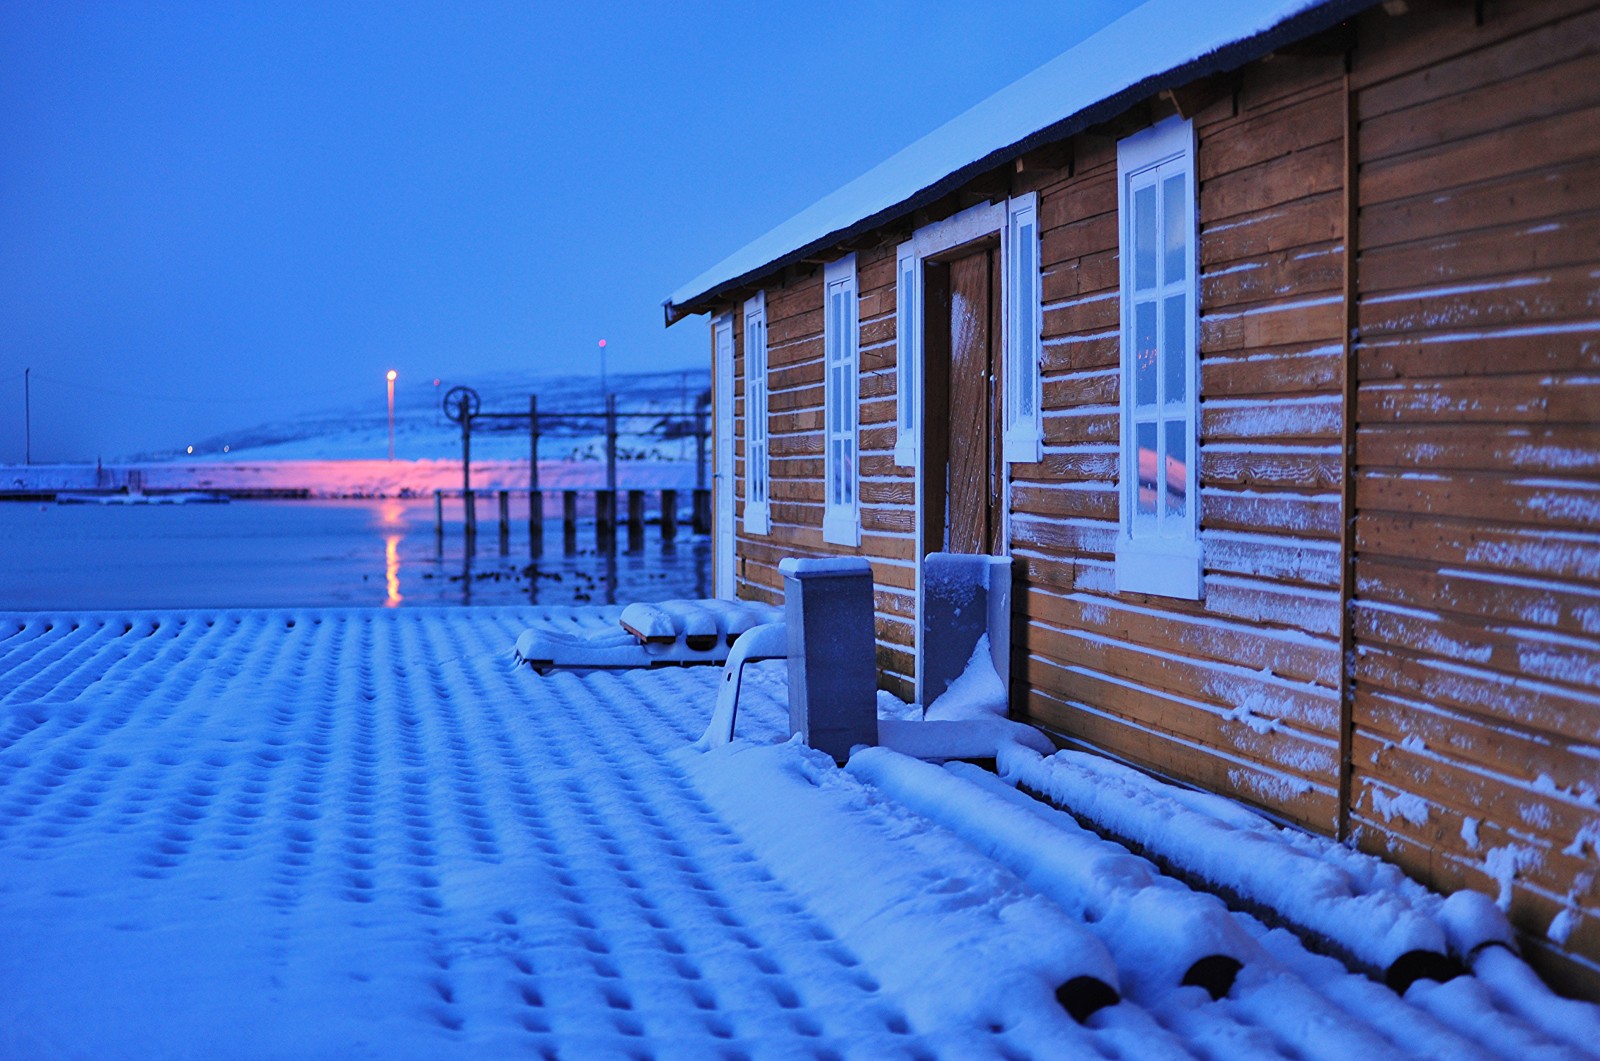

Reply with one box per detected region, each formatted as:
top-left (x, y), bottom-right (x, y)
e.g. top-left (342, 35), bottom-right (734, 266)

top-left (663, 0), bottom-right (1373, 325)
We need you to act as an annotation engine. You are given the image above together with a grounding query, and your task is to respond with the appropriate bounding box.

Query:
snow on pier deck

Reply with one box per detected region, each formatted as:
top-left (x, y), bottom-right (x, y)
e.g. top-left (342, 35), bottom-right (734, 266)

top-left (0, 608), bottom-right (1590, 1058)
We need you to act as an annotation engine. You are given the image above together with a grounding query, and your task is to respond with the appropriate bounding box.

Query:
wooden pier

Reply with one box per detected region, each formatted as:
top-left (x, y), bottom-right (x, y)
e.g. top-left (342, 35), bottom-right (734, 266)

top-left (433, 486), bottom-right (709, 552)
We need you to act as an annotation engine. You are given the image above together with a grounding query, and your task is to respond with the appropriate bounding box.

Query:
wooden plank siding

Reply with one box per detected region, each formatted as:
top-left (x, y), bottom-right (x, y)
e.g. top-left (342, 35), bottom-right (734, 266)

top-left (1348, 0), bottom-right (1600, 997)
top-left (697, 0), bottom-right (1600, 996)
top-left (729, 249), bottom-right (920, 699)
top-left (1019, 52), bottom-right (1351, 833)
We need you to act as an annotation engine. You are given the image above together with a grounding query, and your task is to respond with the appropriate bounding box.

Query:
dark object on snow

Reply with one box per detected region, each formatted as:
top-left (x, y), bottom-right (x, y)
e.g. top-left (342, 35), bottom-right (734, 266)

top-left (921, 552), bottom-right (1012, 708)
top-left (1055, 976), bottom-right (1119, 1023)
top-left (781, 557), bottom-right (878, 763)
top-left (1384, 949), bottom-right (1465, 995)
top-left (1181, 954), bottom-right (1242, 1000)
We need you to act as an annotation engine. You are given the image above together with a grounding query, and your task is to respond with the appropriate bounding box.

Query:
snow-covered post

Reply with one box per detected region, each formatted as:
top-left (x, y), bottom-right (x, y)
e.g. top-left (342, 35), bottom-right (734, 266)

top-left (780, 557), bottom-right (879, 762)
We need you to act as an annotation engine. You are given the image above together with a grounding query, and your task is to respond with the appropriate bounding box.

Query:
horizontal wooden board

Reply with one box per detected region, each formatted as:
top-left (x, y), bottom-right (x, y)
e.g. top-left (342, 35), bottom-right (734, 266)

top-left (1202, 295), bottom-right (1344, 351)
top-left (1354, 598), bottom-right (1600, 695)
top-left (1026, 586), bottom-right (1339, 687)
top-left (1356, 324), bottom-right (1600, 381)
top-left (1201, 190), bottom-right (1344, 266)
top-left (1201, 444), bottom-right (1343, 490)
top-left (1358, 210), bottom-right (1600, 297)
top-left (1011, 482), bottom-right (1117, 522)
top-left (1356, 511), bottom-right (1600, 582)
top-left (1201, 243), bottom-right (1344, 309)
top-left (1358, 371), bottom-right (1600, 425)
top-left (1202, 140), bottom-right (1343, 223)
top-left (1201, 342), bottom-right (1346, 396)
top-left (1355, 643), bottom-right (1600, 747)
top-left (1357, 423), bottom-right (1600, 475)
top-left (1360, 154), bottom-right (1600, 251)
top-left (1202, 487), bottom-right (1341, 537)
top-left (1026, 686), bottom-right (1339, 829)
top-left (1356, 470), bottom-right (1600, 530)
top-left (1357, 262), bottom-right (1600, 338)
top-left (1362, 49), bottom-right (1600, 165)
top-left (1042, 367), bottom-right (1118, 410)
top-left (1356, 0), bottom-right (1600, 114)
top-left (1021, 615), bottom-right (1340, 732)
top-left (1199, 86), bottom-right (1343, 182)
top-left (1356, 683), bottom-right (1600, 800)
top-left (1026, 654), bottom-right (1339, 778)
top-left (1204, 529), bottom-right (1342, 586)
top-left (1355, 553), bottom-right (1600, 633)
top-left (1202, 395), bottom-right (1341, 441)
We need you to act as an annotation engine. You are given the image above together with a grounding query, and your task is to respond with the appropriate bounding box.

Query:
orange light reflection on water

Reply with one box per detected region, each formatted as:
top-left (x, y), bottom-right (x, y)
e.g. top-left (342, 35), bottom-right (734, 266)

top-left (384, 533), bottom-right (403, 607)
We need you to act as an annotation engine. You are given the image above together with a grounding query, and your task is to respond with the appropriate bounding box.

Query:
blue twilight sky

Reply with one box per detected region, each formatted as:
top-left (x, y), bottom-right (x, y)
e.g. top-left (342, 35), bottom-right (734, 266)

top-left (1, 1), bottom-right (1138, 463)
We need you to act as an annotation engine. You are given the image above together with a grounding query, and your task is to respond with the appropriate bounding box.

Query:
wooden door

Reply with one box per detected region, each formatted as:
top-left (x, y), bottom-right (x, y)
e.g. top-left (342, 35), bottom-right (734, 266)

top-left (924, 244), bottom-right (1002, 556)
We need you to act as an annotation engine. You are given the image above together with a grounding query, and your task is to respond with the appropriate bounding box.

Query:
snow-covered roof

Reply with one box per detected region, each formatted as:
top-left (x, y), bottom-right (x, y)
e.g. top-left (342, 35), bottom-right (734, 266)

top-left (665, 0), bottom-right (1367, 321)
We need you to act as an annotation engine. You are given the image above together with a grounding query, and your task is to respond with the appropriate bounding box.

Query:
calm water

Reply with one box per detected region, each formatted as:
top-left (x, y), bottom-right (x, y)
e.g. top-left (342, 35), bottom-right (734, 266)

top-left (0, 498), bottom-right (709, 611)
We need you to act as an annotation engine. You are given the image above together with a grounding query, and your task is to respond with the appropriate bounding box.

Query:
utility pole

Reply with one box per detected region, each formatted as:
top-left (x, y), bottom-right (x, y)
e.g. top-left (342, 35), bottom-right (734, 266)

top-left (23, 368), bottom-right (31, 465)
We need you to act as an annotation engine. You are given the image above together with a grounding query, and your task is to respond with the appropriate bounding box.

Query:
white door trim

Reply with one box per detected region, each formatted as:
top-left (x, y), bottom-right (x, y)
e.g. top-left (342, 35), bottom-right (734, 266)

top-left (712, 313), bottom-right (736, 599)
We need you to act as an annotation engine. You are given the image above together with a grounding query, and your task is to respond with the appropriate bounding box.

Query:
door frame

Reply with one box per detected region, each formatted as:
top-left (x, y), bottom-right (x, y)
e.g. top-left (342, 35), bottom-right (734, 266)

top-left (712, 313), bottom-right (736, 599)
top-left (899, 201), bottom-right (1014, 703)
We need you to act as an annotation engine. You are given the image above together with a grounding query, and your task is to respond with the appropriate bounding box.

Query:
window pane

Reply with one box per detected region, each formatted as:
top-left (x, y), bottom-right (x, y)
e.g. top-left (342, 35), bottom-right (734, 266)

top-left (1163, 293), bottom-right (1186, 404)
top-left (1135, 421), bottom-right (1157, 520)
top-left (1135, 300), bottom-right (1157, 407)
top-left (1134, 184), bottom-right (1156, 291)
top-left (843, 438), bottom-right (854, 504)
top-left (1018, 221), bottom-right (1036, 419)
top-left (830, 439), bottom-right (842, 505)
top-left (1164, 419), bottom-right (1188, 520)
top-left (1162, 172), bottom-right (1187, 286)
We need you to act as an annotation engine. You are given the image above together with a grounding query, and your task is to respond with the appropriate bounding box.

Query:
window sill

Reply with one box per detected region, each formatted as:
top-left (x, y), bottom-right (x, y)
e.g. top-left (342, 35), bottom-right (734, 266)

top-left (744, 502), bottom-right (770, 537)
top-left (822, 511), bottom-right (861, 547)
top-left (1115, 533), bottom-right (1203, 600)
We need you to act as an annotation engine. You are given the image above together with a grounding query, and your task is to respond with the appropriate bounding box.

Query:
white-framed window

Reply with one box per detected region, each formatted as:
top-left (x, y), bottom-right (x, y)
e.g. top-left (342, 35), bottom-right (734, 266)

top-left (823, 254), bottom-right (860, 546)
top-left (1004, 192), bottom-right (1042, 463)
top-left (1115, 116), bottom-right (1202, 600)
top-left (742, 291), bottom-right (770, 536)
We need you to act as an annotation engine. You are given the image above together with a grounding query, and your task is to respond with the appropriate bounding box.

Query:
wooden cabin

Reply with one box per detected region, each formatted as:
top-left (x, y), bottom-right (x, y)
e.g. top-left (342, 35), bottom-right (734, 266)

top-left (664, 0), bottom-right (1600, 997)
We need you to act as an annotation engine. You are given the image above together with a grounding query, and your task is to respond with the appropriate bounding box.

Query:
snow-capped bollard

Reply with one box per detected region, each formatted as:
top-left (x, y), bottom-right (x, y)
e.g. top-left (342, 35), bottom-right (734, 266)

top-left (780, 557), bottom-right (878, 763)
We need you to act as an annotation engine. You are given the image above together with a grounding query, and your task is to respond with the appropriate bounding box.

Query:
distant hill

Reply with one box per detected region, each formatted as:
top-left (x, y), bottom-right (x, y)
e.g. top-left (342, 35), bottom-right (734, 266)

top-left (160, 369), bottom-right (711, 464)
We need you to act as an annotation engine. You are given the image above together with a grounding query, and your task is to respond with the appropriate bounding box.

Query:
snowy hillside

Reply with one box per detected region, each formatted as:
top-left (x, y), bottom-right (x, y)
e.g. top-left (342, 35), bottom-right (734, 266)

top-left (145, 369), bottom-right (711, 464)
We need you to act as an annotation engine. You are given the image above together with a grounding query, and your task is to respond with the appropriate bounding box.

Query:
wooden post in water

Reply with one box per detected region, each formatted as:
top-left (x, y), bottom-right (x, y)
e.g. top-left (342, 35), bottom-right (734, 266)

top-left (528, 395), bottom-right (543, 554)
top-left (498, 490), bottom-right (511, 554)
top-left (464, 489), bottom-right (478, 541)
top-left (693, 488), bottom-right (711, 535)
top-left (661, 489), bottom-right (678, 542)
top-left (627, 489), bottom-right (645, 552)
top-left (562, 490), bottom-right (578, 552)
top-left (596, 489), bottom-right (617, 551)
top-left (433, 490), bottom-right (443, 539)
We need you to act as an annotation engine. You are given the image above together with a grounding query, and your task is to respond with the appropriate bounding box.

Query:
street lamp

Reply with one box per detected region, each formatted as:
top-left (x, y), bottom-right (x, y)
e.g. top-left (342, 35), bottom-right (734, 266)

top-left (386, 370), bottom-right (398, 461)
top-left (598, 338), bottom-right (608, 397)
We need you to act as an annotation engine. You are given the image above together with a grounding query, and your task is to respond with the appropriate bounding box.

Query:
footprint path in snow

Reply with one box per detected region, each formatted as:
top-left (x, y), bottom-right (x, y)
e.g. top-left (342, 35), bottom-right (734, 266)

top-left (0, 608), bottom-right (981, 1059)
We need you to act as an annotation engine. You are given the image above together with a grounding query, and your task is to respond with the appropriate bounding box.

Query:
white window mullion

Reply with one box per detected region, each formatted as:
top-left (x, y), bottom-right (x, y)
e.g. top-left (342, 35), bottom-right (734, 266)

top-left (823, 254), bottom-right (860, 547)
top-left (1116, 117), bottom-right (1201, 600)
top-left (743, 291), bottom-right (770, 536)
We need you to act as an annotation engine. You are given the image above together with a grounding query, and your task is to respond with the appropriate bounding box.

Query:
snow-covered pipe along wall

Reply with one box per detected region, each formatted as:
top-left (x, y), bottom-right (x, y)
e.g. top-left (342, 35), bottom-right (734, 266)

top-left (848, 747), bottom-right (1259, 1003)
top-left (677, 739), bottom-right (1122, 1039)
top-left (997, 745), bottom-right (1463, 992)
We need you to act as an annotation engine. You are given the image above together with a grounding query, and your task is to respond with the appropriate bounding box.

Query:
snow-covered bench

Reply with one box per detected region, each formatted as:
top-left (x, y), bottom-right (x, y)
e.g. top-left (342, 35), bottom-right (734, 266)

top-left (512, 599), bottom-right (782, 673)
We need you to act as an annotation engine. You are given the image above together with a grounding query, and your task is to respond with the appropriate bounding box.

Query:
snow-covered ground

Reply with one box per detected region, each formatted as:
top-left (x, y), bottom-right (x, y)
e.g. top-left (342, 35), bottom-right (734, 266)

top-left (1, 607), bottom-right (1595, 1058)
